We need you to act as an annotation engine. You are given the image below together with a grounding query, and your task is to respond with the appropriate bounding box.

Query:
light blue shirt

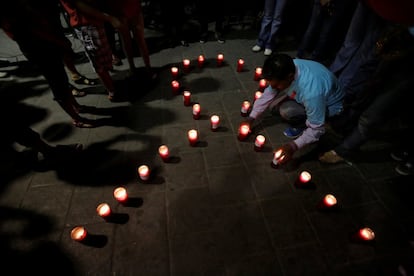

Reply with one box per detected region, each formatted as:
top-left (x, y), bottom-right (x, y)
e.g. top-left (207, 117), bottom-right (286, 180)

top-left (286, 59), bottom-right (344, 125)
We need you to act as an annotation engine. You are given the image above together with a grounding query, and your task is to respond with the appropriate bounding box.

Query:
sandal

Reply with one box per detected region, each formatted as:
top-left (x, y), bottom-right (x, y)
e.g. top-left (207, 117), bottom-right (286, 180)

top-left (107, 91), bottom-right (117, 102)
top-left (73, 75), bottom-right (98, 86)
top-left (112, 55), bottom-right (123, 66)
top-left (69, 84), bottom-right (87, 97)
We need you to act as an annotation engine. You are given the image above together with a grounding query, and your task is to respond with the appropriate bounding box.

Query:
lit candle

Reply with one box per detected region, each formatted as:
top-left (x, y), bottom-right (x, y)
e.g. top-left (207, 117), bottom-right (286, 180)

top-left (158, 144), bottom-right (170, 162)
top-left (171, 66), bottom-right (179, 79)
top-left (198, 55), bottom-right (205, 68)
top-left (240, 100), bottom-right (251, 117)
top-left (259, 79), bottom-right (267, 91)
top-left (138, 164), bottom-right (150, 181)
top-left (299, 171), bottom-right (312, 184)
top-left (113, 186), bottom-right (128, 203)
top-left (171, 80), bottom-right (180, 94)
top-left (271, 149), bottom-right (285, 169)
top-left (183, 90), bottom-right (191, 106)
top-left (323, 194), bottom-right (337, 207)
top-left (254, 67), bottom-right (262, 81)
top-left (217, 53), bottom-right (224, 67)
top-left (71, 226), bottom-right (87, 242)
top-left (188, 129), bottom-right (198, 146)
top-left (237, 58), bottom-right (244, 72)
top-left (183, 58), bottom-right (190, 73)
top-left (237, 123), bottom-right (250, 141)
top-left (192, 103), bottom-right (201, 120)
top-left (254, 134), bottom-right (266, 151)
top-left (210, 114), bottom-right (220, 131)
top-left (358, 227), bottom-right (375, 241)
top-left (253, 91), bottom-right (263, 103)
top-left (317, 194), bottom-right (338, 211)
top-left (96, 203), bottom-right (112, 219)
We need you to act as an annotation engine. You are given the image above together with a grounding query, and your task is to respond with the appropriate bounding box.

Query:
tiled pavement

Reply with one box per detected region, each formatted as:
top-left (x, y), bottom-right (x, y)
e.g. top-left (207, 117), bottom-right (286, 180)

top-left (1, 26), bottom-right (414, 276)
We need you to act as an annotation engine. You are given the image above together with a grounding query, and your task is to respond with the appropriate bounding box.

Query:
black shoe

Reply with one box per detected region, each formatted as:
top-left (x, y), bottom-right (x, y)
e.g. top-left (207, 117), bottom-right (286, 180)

top-left (199, 33), bottom-right (208, 43)
top-left (215, 32), bottom-right (225, 44)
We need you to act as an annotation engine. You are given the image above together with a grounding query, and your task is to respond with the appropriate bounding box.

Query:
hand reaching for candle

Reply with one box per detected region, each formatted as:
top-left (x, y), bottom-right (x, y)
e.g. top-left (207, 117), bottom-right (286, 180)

top-left (241, 116), bottom-right (255, 129)
top-left (276, 142), bottom-right (298, 165)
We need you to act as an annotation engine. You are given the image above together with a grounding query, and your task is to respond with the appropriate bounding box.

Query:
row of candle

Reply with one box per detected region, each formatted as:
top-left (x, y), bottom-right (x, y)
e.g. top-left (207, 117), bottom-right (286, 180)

top-left (171, 57), bottom-right (264, 80)
top-left (290, 170), bottom-right (375, 241)
top-left (71, 182), bottom-right (375, 243)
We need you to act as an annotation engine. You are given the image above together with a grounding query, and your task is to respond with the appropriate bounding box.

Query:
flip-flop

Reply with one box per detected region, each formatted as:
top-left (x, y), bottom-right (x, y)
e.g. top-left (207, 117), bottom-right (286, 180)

top-left (69, 84), bottom-right (87, 97)
top-left (73, 75), bottom-right (98, 85)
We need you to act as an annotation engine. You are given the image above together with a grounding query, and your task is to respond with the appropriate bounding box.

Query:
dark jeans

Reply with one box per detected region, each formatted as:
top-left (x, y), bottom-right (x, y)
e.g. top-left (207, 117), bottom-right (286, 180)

top-left (334, 71), bottom-right (413, 157)
top-left (328, 1), bottom-right (388, 90)
top-left (297, 0), bottom-right (356, 63)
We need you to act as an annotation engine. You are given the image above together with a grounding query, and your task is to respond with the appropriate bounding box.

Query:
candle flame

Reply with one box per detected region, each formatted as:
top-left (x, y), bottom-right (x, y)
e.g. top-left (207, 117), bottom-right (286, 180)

top-left (211, 115), bottom-right (220, 123)
top-left (299, 171), bottom-right (312, 183)
top-left (114, 187), bottom-right (128, 202)
top-left (255, 135), bottom-right (265, 145)
top-left (323, 194), bottom-right (337, 206)
top-left (71, 226), bottom-right (87, 241)
top-left (96, 203), bottom-right (111, 217)
top-left (359, 227), bottom-right (375, 241)
top-left (255, 91), bottom-right (263, 100)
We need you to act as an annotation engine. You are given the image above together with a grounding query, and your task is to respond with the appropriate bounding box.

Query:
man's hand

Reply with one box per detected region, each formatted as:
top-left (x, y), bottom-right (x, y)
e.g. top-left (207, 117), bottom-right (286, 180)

top-left (275, 142), bottom-right (298, 165)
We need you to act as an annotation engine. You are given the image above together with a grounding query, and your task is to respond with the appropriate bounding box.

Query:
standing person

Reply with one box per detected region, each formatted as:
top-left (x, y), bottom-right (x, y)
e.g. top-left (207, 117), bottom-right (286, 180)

top-left (251, 0), bottom-right (288, 56)
top-left (319, 25), bottom-right (414, 166)
top-left (160, 0), bottom-right (189, 47)
top-left (328, 0), bottom-right (388, 90)
top-left (105, 0), bottom-right (156, 80)
top-left (197, 0), bottom-right (226, 44)
top-left (59, 0), bottom-right (124, 101)
top-left (296, 0), bottom-right (357, 65)
top-left (242, 53), bottom-right (344, 165)
top-left (1, 0), bottom-right (97, 128)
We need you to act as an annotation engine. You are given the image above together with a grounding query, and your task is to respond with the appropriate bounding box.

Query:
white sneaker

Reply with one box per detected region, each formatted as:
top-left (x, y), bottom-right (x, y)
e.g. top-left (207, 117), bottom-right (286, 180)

top-left (252, 45), bottom-right (262, 52)
top-left (264, 49), bottom-right (272, 56)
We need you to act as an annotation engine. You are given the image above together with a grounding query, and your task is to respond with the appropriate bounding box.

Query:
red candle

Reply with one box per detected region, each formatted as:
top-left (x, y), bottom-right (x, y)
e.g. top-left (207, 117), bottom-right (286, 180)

top-left (358, 227), bottom-right (375, 241)
top-left (71, 226), bottom-right (87, 242)
top-left (138, 165), bottom-right (150, 181)
top-left (259, 79), bottom-right (267, 91)
top-left (253, 91), bottom-right (263, 102)
top-left (192, 103), bottom-right (201, 120)
top-left (317, 194), bottom-right (338, 211)
top-left (254, 67), bottom-right (262, 81)
top-left (113, 187), bottom-right (128, 203)
top-left (198, 55), bottom-right (205, 68)
top-left (158, 144), bottom-right (170, 162)
top-left (210, 114), bottom-right (220, 131)
top-left (217, 53), bottom-right (224, 67)
top-left (171, 66), bottom-right (178, 79)
top-left (188, 129), bottom-right (198, 146)
top-left (237, 58), bottom-right (244, 72)
top-left (254, 134), bottom-right (266, 151)
top-left (171, 80), bottom-right (180, 94)
top-left (271, 149), bottom-right (285, 169)
top-left (240, 100), bottom-right (251, 117)
top-left (96, 203), bottom-right (112, 218)
top-left (238, 123), bottom-right (250, 141)
top-left (183, 58), bottom-right (190, 73)
top-left (299, 171), bottom-right (312, 184)
top-left (183, 91), bottom-right (191, 106)
top-left (323, 194), bottom-right (337, 207)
